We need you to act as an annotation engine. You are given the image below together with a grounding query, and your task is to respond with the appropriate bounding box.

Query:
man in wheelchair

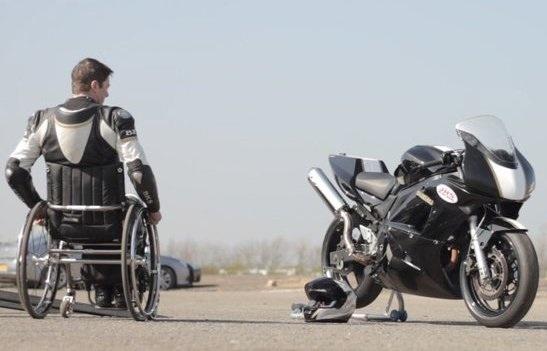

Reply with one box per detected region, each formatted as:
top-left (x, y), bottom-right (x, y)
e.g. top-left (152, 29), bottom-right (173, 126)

top-left (5, 58), bottom-right (162, 309)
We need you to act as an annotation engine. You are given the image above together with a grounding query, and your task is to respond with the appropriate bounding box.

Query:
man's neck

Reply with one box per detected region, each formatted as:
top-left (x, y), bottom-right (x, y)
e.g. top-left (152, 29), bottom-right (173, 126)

top-left (71, 94), bottom-right (97, 103)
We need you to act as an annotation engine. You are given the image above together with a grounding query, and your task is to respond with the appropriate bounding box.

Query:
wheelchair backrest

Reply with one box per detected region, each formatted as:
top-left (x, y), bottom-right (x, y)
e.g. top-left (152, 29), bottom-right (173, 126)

top-left (46, 162), bottom-right (125, 206)
top-left (46, 162), bottom-right (126, 242)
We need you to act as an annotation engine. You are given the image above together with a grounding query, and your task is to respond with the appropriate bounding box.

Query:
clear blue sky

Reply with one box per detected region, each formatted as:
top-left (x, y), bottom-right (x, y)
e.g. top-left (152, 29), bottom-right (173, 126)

top-left (0, 1), bottom-right (545, 245)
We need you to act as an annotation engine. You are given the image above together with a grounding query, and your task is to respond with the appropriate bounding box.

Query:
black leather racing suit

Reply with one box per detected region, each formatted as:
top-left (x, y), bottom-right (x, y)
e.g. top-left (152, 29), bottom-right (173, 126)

top-left (5, 96), bottom-right (160, 287)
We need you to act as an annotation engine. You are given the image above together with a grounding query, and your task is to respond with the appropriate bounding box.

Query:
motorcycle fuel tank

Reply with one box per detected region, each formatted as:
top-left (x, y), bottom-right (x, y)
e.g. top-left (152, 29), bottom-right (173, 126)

top-left (400, 145), bottom-right (451, 171)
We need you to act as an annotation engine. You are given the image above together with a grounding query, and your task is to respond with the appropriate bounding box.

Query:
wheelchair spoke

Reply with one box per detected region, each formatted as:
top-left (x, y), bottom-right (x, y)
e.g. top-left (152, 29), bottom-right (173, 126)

top-left (121, 204), bottom-right (161, 320)
top-left (17, 203), bottom-right (61, 319)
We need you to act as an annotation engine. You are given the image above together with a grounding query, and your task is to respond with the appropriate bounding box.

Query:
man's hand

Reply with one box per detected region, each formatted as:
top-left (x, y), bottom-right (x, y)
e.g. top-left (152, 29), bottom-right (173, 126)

top-left (34, 205), bottom-right (47, 226)
top-left (149, 211), bottom-right (162, 225)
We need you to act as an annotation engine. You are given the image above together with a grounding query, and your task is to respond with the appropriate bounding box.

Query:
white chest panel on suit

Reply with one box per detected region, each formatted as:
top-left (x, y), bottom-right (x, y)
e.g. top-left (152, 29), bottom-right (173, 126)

top-left (54, 117), bottom-right (94, 164)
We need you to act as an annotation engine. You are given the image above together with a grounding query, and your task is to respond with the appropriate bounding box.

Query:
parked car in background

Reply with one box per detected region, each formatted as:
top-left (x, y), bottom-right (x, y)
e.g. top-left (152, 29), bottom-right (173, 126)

top-left (0, 242), bottom-right (17, 284)
top-left (160, 255), bottom-right (201, 290)
top-left (0, 241), bottom-right (69, 287)
top-left (0, 241), bottom-right (200, 290)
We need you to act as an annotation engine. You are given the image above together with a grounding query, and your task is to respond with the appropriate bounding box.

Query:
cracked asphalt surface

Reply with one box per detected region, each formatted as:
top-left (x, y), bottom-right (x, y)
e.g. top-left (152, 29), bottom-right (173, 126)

top-left (1, 276), bottom-right (547, 350)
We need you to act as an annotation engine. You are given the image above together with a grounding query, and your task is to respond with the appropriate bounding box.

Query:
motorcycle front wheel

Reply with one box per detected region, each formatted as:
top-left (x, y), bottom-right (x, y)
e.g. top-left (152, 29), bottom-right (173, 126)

top-left (459, 232), bottom-right (539, 328)
top-left (321, 218), bottom-right (382, 309)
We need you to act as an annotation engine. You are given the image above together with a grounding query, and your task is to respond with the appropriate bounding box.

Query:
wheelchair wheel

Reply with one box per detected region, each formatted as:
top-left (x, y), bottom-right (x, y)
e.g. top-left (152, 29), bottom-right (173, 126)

top-left (16, 202), bottom-right (61, 319)
top-left (121, 204), bottom-right (160, 321)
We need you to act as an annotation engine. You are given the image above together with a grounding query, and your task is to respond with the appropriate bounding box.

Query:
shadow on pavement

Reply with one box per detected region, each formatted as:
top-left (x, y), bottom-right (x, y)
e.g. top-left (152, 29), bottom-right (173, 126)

top-left (167, 284), bottom-right (218, 290)
top-left (403, 320), bottom-right (478, 327)
top-left (403, 320), bottom-right (547, 330)
top-left (154, 318), bottom-right (300, 325)
top-left (515, 321), bottom-right (547, 330)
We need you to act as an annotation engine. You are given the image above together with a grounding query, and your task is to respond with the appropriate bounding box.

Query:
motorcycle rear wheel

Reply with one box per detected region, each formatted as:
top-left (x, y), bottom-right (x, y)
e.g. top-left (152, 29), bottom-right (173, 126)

top-left (321, 218), bottom-right (382, 309)
top-left (459, 232), bottom-right (538, 328)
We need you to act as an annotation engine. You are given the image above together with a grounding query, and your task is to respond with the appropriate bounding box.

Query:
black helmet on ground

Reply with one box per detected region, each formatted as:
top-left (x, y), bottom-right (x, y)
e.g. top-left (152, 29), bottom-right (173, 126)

top-left (299, 277), bottom-right (357, 323)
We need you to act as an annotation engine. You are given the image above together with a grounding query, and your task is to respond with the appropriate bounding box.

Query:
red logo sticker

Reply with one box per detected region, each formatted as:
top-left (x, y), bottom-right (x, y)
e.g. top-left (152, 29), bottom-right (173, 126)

top-left (436, 184), bottom-right (458, 204)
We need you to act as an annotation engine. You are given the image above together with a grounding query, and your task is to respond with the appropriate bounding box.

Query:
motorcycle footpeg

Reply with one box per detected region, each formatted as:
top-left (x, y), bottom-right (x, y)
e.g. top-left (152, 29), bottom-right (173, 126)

top-left (351, 251), bottom-right (373, 265)
top-left (330, 248), bottom-right (373, 267)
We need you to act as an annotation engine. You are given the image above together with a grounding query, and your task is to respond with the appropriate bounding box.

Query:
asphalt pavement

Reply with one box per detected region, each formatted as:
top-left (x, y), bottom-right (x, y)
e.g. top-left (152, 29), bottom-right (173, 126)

top-left (1, 277), bottom-right (547, 350)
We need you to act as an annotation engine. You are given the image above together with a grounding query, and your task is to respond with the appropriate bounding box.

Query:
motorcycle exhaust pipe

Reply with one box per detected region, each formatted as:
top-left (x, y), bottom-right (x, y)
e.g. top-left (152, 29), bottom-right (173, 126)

top-left (308, 168), bottom-right (355, 255)
top-left (307, 168), bottom-right (348, 213)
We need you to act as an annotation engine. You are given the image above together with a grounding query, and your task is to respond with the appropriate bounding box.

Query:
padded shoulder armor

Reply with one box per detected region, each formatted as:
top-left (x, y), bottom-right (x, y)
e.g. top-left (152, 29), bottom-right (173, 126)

top-left (23, 110), bottom-right (45, 138)
top-left (114, 109), bottom-right (137, 139)
top-left (101, 106), bottom-right (137, 140)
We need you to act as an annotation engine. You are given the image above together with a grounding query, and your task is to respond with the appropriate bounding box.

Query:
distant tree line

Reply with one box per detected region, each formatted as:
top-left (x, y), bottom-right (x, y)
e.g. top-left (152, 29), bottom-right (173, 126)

top-left (164, 230), bottom-right (547, 277)
top-left (163, 236), bottom-right (321, 275)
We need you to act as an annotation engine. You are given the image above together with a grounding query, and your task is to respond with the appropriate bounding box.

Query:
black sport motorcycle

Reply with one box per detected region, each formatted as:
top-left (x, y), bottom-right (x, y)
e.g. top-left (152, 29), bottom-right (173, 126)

top-left (308, 115), bottom-right (538, 328)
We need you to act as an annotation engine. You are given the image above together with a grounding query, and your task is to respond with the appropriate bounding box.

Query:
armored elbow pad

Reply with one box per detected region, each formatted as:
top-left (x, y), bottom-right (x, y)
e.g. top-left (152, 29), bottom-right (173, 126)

top-left (5, 158), bottom-right (42, 208)
top-left (127, 159), bottom-right (160, 212)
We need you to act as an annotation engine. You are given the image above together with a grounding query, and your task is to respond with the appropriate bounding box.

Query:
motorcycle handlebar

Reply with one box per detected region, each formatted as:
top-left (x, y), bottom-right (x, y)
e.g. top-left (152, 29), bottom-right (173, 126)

top-left (418, 159), bottom-right (444, 169)
top-left (417, 151), bottom-right (464, 170)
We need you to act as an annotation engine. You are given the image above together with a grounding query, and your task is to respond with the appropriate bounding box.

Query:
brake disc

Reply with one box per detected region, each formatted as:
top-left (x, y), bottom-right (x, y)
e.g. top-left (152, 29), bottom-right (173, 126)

top-left (471, 247), bottom-right (508, 300)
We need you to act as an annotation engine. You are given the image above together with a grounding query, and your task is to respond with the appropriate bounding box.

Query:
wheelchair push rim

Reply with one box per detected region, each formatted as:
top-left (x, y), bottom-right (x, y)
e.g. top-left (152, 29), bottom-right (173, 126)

top-left (121, 204), bottom-right (160, 321)
top-left (16, 201), bottom-right (61, 319)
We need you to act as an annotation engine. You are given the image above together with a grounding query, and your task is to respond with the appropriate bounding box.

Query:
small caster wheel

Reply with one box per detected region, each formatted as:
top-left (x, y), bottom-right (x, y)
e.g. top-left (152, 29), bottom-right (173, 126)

top-left (389, 310), bottom-right (399, 321)
top-left (389, 310), bottom-right (407, 322)
top-left (60, 295), bottom-right (74, 318)
top-left (398, 310), bottom-right (408, 322)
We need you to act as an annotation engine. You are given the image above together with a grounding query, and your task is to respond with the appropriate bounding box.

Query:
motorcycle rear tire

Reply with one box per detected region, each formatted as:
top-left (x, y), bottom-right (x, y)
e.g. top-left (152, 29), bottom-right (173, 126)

top-left (321, 218), bottom-right (383, 309)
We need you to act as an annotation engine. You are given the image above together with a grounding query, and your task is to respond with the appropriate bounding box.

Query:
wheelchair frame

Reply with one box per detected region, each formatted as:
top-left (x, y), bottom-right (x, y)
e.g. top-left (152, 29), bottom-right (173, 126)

top-left (15, 194), bottom-right (160, 321)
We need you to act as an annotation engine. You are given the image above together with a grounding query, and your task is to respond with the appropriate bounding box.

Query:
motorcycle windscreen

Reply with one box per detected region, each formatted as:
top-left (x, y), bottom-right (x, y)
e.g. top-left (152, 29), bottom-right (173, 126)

top-left (455, 115), bottom-right (535, 201)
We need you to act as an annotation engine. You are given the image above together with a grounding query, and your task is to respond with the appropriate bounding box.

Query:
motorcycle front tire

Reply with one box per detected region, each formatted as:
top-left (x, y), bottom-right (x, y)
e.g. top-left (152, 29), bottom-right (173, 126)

top-left (459, 232), bottom-right (538, 328)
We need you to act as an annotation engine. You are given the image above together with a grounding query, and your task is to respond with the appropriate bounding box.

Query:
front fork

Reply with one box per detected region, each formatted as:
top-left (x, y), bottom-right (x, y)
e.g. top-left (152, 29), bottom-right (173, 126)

top-left (469, 215), bottom-right (491, 284)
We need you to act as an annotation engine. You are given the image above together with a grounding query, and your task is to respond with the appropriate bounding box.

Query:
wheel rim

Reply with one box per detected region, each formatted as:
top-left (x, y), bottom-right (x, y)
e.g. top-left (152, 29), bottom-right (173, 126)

top-left (123, 205), bottom-right (160, 320)
top-left (465, 235), bottom-right (520, 316)
top-left (17, 203), bottom-right (60, 317)
top-left (324, 222), bottom-right (366, 290)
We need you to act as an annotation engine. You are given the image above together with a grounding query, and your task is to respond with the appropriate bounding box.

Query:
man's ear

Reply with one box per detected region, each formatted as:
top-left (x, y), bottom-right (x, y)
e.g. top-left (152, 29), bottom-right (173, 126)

top-left (90, 80), bottom-right (100, 90)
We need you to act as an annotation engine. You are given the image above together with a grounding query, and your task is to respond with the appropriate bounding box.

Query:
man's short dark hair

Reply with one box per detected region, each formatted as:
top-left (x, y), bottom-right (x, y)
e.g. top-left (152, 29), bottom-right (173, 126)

top-left (71, 58), bottom-right (113, 94)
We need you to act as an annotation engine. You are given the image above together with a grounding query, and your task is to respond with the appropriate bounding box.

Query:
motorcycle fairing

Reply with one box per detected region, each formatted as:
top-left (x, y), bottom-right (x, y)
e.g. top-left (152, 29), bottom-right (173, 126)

top-left (457, 115), bottom-right (535, 201)
top-left (374, 174), bottom-right (471, 298)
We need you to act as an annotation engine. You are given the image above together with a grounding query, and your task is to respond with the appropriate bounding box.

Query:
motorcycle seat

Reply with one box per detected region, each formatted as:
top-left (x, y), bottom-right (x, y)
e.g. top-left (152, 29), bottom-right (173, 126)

top-left (355, 172), bottom-right (397, 200)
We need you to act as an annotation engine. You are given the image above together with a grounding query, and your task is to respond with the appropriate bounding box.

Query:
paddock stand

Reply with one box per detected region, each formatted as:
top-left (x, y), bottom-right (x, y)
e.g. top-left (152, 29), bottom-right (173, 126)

top-left (351, 289), bottom-right (407, 322)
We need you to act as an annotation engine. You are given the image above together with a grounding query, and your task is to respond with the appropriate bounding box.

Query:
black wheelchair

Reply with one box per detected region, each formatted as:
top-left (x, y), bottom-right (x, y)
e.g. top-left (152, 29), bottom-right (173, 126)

top-left (15, 163), bottom-right (160, 321)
